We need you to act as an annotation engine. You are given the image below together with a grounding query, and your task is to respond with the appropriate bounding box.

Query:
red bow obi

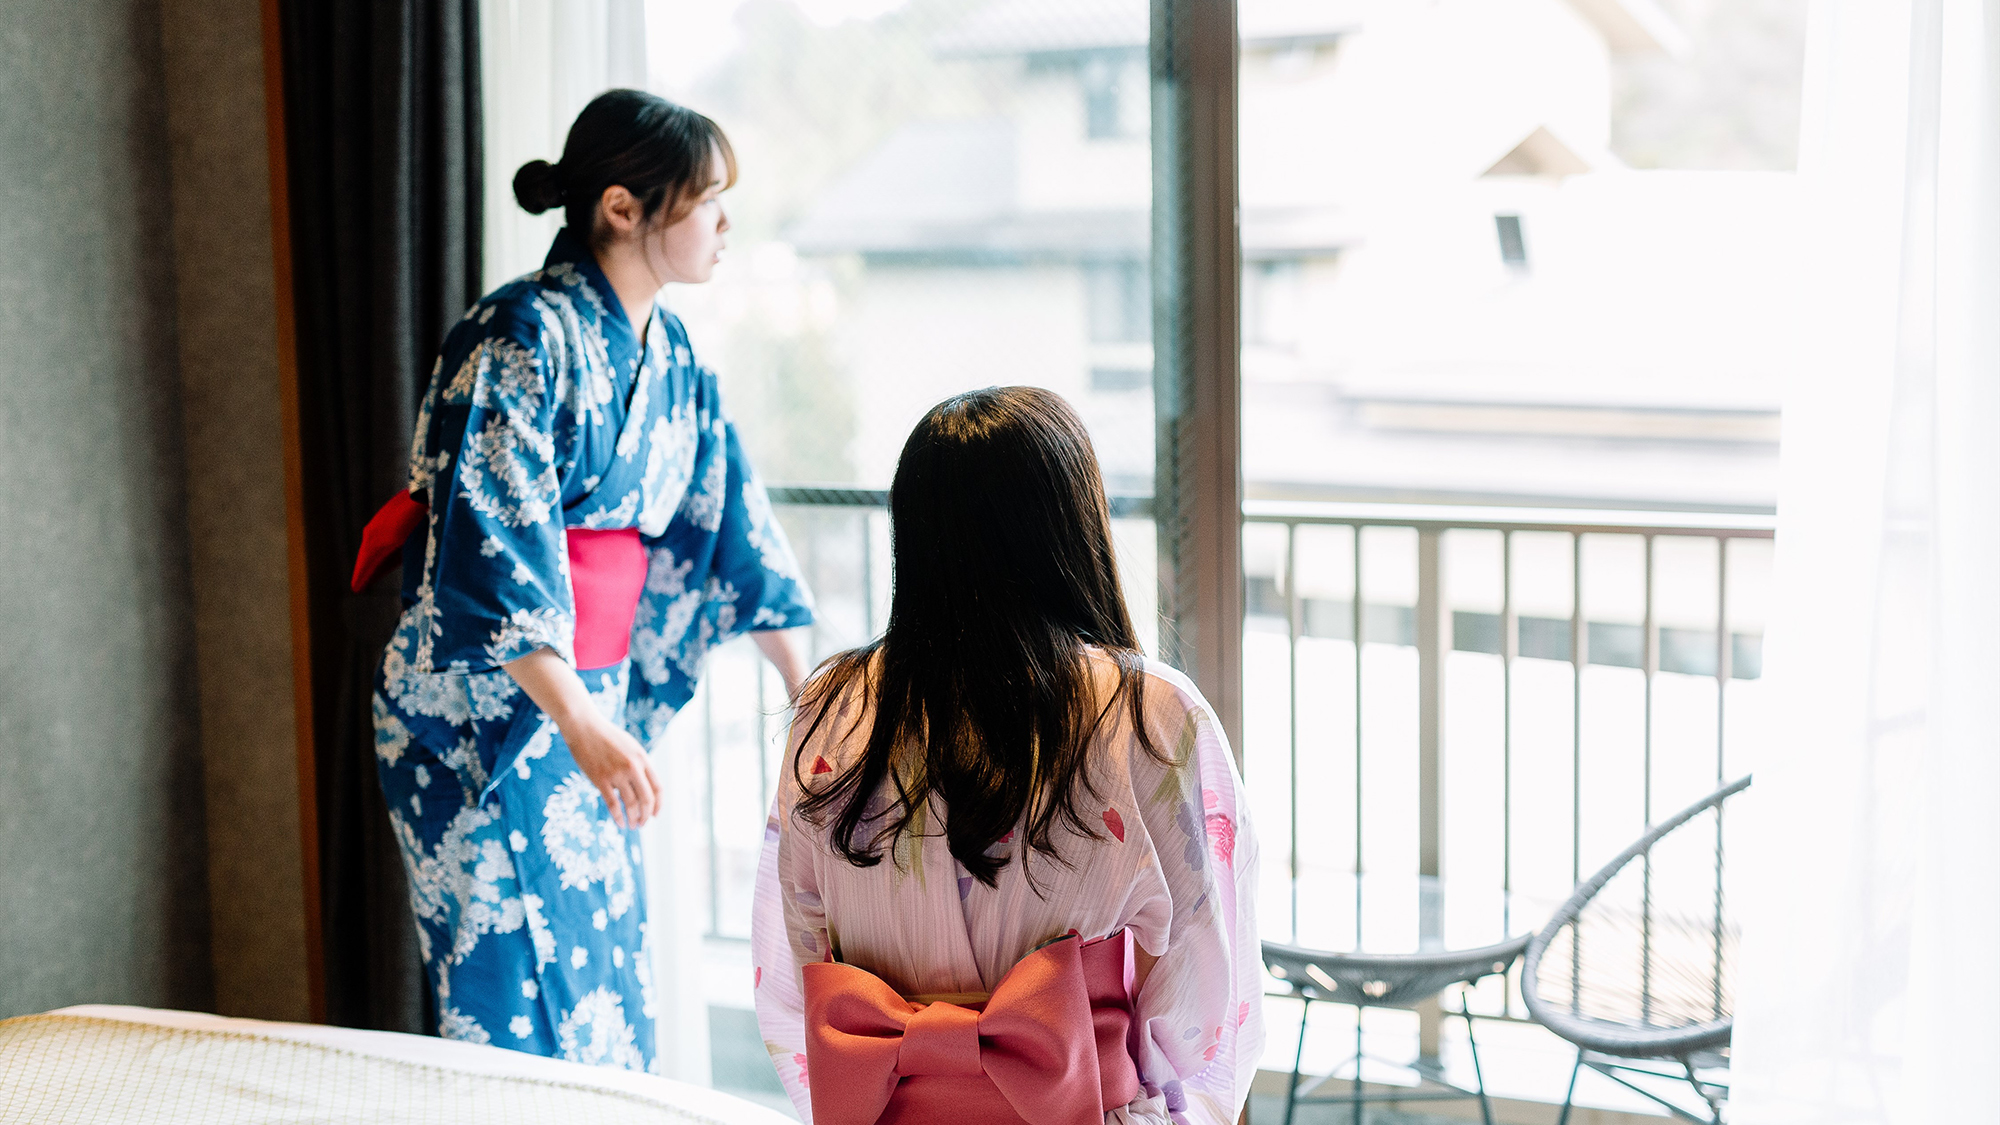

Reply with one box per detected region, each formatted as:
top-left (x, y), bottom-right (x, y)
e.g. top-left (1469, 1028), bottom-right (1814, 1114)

top-left (802, 931), bottom-right (1140, 1125)
top-left (350, 493), bottom-right (648, 671)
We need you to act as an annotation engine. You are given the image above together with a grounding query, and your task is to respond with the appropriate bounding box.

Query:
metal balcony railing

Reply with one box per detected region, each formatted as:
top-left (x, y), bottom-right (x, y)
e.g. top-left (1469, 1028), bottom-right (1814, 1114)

top-left (686, 486), bottom-right (1774, 1042)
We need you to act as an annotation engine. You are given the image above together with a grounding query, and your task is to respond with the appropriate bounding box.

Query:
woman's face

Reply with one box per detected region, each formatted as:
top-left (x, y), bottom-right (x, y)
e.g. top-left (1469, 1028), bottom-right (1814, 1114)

top-left (641, 142), bottom-right (730, 286)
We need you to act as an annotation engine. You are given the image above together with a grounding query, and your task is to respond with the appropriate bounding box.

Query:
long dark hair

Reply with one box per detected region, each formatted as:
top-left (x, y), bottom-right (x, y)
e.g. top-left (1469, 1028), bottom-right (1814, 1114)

top-left (512, 89), bottom-right (737, 244)
top-left (792, 387), bottom-right (1163, 888)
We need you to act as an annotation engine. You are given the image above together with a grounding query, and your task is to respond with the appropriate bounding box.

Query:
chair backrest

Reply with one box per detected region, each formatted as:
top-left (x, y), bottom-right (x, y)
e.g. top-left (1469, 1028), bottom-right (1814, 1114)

top-left (1522, 775), bottom-right (1751, 1060)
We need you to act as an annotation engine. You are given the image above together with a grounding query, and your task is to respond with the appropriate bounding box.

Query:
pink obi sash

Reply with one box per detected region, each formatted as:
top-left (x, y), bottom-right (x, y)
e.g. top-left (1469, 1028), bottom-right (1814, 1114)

top-left (801, 931), bottom-right (1141, 1125)
top-left (565, 528), bottom-right (647, 669)
top-left (349, 494), bottom-right (646, 671)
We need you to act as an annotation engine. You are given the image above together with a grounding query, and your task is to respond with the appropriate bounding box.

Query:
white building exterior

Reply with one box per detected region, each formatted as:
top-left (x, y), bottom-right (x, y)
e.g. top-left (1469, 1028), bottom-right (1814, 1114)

top-left (787, 0), bottom-right (1798, 510)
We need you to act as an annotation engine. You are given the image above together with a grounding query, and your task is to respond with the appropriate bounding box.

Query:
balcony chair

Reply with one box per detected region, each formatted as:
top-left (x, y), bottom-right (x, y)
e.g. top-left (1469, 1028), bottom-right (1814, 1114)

top-left (1262, 875), bottom-right (1533, 1125)
top-left (1523, 774), bottom-right (1752, 1125)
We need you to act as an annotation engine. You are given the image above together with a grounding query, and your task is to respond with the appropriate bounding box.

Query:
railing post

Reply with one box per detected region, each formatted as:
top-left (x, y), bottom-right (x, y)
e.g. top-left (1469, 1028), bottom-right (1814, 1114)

top-left (702, 678), bottom-right (720, 938)
top-left (1713, 536), bottom-right (1730, 1019)
top-left (1502, 529), bottom-right (1517, 1015)
top-left (1571, 533), bottom-right (1587, 886)
top-left (1417, 528), bottom-right (1445, 881)
top-left (1285, 523), bottom-right (1301, 941)
top-left (1642, 534), bottom-right (1657, 1023)
top-left (1570, 533), bottom-right (1587, 1015)
top-left (1416, 527), bottom-right (1446, 1060)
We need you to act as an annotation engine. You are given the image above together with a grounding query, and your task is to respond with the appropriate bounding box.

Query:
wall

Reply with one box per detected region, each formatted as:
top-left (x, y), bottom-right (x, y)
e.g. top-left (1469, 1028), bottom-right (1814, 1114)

top-left (0, 0), bottom-right (310, 1021)
top-left (158, 0), bottom-right (310, 1021)
top-left (0, 0), bottom-right (213, 1017)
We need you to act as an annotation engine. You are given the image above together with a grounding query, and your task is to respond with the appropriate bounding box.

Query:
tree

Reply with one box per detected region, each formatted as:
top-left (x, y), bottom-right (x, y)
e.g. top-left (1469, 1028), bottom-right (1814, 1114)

top-left (1613, 0), bottom-right (1811, 170)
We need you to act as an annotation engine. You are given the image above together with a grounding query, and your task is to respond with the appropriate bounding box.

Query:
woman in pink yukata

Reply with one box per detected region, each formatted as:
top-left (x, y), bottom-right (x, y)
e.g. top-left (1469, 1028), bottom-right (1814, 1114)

top-left (752, 386), bottom-right (1261, 1125)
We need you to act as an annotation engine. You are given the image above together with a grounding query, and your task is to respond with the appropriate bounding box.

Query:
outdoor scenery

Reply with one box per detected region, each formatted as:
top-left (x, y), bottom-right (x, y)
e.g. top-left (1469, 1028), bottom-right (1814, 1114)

top-left (489, 0), bottom-right (1812, 1114)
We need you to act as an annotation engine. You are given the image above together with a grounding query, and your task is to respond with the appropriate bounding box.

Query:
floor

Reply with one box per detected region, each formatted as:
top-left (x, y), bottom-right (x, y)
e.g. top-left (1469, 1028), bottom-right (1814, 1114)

top-left (1249, 1099), bottom-right (1468, 1125)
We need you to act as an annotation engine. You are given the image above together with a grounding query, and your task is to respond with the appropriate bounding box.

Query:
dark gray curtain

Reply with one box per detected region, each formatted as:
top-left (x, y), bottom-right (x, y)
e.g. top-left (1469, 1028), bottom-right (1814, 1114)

top-left (278, 0), bottom-right (482, 1032)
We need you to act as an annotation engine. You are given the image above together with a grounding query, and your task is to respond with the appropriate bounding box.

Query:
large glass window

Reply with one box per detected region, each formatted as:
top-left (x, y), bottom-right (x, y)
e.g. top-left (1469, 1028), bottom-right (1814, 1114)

top-left (487, 4), bottom-right (1166, 1088)
top-left (487, 0), bottom-right (1808, 1108)
top-left (634, 0), bottom-right (1162, 1011)
top-left (1237, 0), bottom-right (1803, 1108)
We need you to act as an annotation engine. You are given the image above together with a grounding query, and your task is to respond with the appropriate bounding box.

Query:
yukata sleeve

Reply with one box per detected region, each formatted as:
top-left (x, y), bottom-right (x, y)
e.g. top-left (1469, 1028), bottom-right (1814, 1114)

top-left (1126, 676), bottom-right (1263, 1125)
top-left (411, 319), bottom-right (576, 673)
top-left (627, 364), bottom-right (815, 740)
top-left (751, 700), bottom-right (834, 1123)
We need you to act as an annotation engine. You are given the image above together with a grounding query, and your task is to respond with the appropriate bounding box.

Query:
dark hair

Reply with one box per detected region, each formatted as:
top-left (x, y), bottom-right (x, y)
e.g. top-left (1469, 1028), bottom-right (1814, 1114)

top-left (792, 387), bottom-right (1163, 889)
top-left (512, 88), bottom-right (737, 245)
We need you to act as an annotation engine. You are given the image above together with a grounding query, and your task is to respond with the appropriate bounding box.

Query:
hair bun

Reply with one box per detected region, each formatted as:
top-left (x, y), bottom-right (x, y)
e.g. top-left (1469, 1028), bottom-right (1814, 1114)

top-left (512, 159), bottom-right (564, 214)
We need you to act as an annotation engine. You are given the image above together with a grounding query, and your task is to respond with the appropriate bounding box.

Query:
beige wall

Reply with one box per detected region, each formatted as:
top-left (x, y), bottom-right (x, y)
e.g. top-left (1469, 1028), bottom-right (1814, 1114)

top-left (0, 0), bottom-right (214, 1017)
top-left (158, 0), bottom-right (311, 1021)
top-left (0, 0), bottom-right (310, 1021)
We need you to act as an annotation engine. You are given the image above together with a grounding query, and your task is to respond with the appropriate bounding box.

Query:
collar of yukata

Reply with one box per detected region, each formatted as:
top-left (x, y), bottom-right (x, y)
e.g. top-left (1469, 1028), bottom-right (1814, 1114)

top-left (544, 227), bottom-right (664, 379)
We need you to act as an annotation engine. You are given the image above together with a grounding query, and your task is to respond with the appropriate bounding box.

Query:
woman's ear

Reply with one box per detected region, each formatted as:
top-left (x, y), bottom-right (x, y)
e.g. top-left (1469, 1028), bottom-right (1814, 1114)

top-left (596, 184), bottom-right (643, 240)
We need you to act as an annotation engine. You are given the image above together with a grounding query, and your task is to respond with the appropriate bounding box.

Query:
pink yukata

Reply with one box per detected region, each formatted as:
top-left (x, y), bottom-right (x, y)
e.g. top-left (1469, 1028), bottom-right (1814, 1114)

top-left (752, 654), bottom-right (1262, 1125)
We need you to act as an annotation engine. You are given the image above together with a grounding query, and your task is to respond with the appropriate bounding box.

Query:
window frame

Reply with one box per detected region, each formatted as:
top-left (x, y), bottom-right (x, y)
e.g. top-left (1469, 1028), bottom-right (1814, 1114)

top-left (1151, 0), bottom-right (1245, 757)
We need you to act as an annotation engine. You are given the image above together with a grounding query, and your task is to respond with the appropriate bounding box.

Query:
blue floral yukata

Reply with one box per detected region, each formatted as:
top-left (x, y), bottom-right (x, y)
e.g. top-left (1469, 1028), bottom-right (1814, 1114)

top-left (373, 229), bottom-right (814, 1071)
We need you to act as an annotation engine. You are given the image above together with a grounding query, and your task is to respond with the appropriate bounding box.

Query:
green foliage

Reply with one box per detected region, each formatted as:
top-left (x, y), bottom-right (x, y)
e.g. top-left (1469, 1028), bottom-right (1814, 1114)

top-left (678, 0), bottom-right (1025, 488)
top-left (723, 313), bottom-right (857, 483)
top-left (693, 0), bottom-right (1003, 243)
top-left (1613, 0), bottom-right (1812, 171)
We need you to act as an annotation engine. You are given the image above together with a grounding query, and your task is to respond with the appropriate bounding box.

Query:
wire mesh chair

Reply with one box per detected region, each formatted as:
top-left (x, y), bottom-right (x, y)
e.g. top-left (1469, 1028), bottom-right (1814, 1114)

top-left (1263, 935), bottom-right (1528, 1125)
top-left (1522, 774), bottom-right (1752, 1125)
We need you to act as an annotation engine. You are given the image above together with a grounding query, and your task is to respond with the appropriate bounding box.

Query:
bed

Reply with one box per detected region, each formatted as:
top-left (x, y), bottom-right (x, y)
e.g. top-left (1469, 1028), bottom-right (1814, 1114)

top-left (0, 1005), bottom-right (796, 1124)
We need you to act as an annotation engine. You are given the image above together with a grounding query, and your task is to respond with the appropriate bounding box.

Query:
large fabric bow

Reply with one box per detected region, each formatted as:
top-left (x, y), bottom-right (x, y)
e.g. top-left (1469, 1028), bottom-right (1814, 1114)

top-left (802, 931), bottom-right (1140, 1125)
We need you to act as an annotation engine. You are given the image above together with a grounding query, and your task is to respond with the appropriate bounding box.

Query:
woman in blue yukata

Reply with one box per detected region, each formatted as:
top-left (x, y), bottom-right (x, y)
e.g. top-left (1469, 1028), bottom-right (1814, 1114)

top-left (366, 89), bottom-right (815, 1072)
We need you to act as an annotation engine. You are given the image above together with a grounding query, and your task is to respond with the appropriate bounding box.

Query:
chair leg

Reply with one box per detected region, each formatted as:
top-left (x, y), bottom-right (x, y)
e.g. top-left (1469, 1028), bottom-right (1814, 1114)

top-left (1284, 997), bottom-right (1309, 1125)
top-left (1681, 1055), bottom-right (1723, 1125)
top-left (1353, 1008), bottom-right (1365, 1125)
top-left (1557, 1051), bottom-right (1582, 1125)
top-left (1460, 994), bottom-right (1493, 1125)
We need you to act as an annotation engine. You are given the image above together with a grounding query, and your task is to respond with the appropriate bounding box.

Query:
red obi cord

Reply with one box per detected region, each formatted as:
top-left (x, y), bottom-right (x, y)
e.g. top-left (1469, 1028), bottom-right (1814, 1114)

top-left (350, 493), bottom-right (647, 672)
top-left (350, 491), bottom-right (428, 593)
top-left (566, 527), bottom-right (647, 670)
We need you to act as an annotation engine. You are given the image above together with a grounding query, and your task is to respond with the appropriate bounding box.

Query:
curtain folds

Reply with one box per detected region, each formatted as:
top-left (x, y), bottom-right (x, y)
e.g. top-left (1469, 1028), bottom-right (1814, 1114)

top-left (277, 0), bottom-right (483, 1032)
top-left (1732, 1), bottom-right (2000, 1120)
top-left (478, 0), bottom-right (646, 289)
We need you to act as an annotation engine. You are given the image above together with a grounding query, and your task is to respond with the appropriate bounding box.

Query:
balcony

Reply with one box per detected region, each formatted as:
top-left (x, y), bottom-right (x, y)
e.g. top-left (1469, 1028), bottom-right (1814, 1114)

top-left (668, 487), bottom-right (1770, 1121)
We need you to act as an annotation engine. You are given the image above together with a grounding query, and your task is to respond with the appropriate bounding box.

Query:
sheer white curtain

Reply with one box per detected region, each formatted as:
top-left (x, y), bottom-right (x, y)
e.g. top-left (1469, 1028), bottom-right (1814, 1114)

top-left (479, 0), bottom-right (716, 1085)
top-left (480, 0), bottom-right (648, 289)
top-left (1732, 1), bottom-right (2000, 1121)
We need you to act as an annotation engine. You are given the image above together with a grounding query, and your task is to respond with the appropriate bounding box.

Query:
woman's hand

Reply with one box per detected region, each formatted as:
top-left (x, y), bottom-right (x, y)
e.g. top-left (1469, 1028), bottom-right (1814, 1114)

top-left (561, 711), bottom-right (663, 829)
top-left (503, 647), bottom-right (663, 828)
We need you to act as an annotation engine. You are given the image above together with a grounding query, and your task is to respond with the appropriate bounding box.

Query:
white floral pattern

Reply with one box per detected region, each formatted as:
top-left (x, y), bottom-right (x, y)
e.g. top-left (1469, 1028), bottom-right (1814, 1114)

top-left (556, 987), bottom-right (645, 1071)
top-left (374, 698), bottom-right (411, 765)
top-left (438, 1007), bottom-right (492, 1044)
top-left (482, 605), bottom-right (572, 668)
top-left (387, 803), bottom-right (527, 964)
top-left (540, 773), bottom-right (637, 920)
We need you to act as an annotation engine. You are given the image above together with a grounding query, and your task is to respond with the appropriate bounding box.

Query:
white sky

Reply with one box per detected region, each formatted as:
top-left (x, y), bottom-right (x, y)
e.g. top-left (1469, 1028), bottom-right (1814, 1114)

top-left (645, 0), bottom-right (913, 92)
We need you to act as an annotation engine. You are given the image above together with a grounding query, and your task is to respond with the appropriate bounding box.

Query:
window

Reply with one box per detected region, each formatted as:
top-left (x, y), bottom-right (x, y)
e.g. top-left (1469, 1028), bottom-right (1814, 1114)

top-left (1242, 258), bottom-right (1303, 349)
top-left (1086, 259), bottom-right (1149, 344)
top-left (1236, 0), bottom-right (1803, 1104)
top-left (487, 0), bottom-right (1808, 1109)
top-left (631, 0), bottom-right (1160, 945)
top-left (1494, 213), bottom-right (1528, 270)
top-left (489, 3), bottom-right (1170, 1087)
top-left (1079, 50), bottom-right (1146, 140)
